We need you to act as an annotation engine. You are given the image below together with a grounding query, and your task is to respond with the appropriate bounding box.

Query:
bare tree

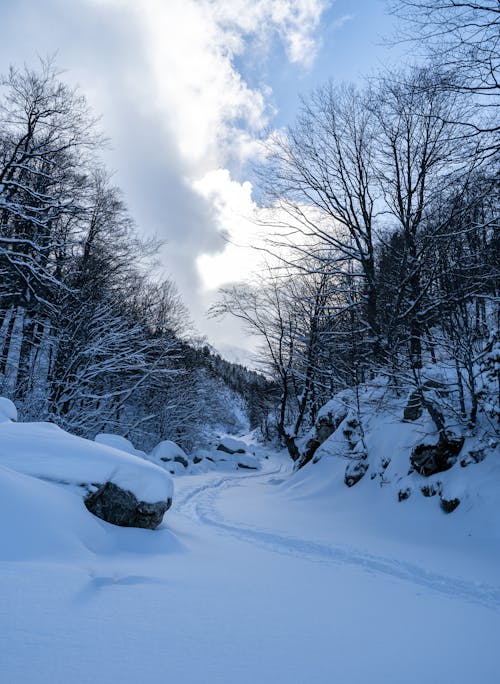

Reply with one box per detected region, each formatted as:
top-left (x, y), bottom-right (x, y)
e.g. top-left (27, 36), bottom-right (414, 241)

top-left (258, 83), bottom-right (383, 364)
top-left (372, 66), bottom-right (476, 370)
top-left (0, 60), bottom-right (101, 398)
top-left (391, 0), bottom-right (500, 154)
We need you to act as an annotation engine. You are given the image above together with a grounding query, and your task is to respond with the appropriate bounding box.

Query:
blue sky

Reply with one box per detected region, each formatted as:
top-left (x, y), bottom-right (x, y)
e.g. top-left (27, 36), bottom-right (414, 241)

top-left (0, 0), bottom-right (407, 359)
top-left (237, 0), bottom-right (405, 132)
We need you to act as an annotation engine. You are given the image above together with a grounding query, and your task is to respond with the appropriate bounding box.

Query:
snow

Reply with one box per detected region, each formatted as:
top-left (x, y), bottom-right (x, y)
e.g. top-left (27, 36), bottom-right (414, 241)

top-left (1, 445), bottom-right (499, 683)
top-left (0, 415), bottom-right (499, 682)
top-left (0, 396), bottom-right (17, 422)
top-left (234, 452), bottom-right (260, 469)
top-left (0, 420), bottom-right (173, 503)
top-left (217, 435), bottom-right (248, 453)
top-left (94, 433), bottom-right (138, 455)
top-left (0, 463), bottom-right (107, 562)
top-left (315, 390), bottom-right (352, 422)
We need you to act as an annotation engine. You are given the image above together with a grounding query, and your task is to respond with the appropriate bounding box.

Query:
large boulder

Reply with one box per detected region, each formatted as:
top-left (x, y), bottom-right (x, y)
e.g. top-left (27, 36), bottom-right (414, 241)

top-left (0, 419), bottom-right (173, 530)
top-left (85, 482), bottom-right (171, 529)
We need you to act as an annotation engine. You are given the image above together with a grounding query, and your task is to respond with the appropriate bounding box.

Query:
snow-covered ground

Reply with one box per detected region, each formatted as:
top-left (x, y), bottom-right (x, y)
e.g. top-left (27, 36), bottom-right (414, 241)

top-left (1, 432), bottom-right (499, 683)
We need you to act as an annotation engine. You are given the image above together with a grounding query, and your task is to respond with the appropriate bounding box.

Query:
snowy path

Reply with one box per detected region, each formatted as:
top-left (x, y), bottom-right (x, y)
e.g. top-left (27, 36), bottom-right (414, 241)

top-left (175, 466), bottom-right (500, 612)
top-left (2, 450), bottom-right (500, 683)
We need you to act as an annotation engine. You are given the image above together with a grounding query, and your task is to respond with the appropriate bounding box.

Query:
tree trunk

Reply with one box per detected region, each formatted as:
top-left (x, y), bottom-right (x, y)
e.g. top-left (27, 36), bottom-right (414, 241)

top-left (2, 306), bottom-right (25, 398)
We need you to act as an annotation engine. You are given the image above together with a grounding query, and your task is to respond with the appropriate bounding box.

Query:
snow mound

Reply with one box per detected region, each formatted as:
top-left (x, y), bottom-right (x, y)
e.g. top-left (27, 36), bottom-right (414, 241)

top-left (217, 436), bottom-right (248, 453)
top-left (235, 453), bottom-right (260, 470)
top-left (95, 433), bottom-right (136, 454)
top-left (150, 440), bottom-right (188, 464)
top-left (0, 421), bottom-right (173, 504)
top-left (0, 396), bottom-right (17, 422)
top-left (94, 433), bottom-right (148, 459)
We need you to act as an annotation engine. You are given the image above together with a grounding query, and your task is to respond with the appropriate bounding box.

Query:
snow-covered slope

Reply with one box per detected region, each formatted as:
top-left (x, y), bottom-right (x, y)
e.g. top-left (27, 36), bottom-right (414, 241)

top-left (294, 376), bottom-right (499, 518)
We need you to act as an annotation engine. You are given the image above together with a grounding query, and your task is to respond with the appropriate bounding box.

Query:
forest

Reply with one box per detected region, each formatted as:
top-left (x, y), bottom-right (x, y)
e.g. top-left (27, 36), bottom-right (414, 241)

top-left (0, 0), bottom-right (498, 460)
top-left (0, 62), bottom-right (272, 450)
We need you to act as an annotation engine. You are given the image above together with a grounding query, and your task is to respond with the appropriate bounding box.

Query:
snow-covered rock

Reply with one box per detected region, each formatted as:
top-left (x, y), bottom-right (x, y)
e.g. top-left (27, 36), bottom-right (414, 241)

top-left (94, 433), bottom-right (137, 454)
top-left (0, 420), bottom-right (173, 528)
top-left (410, 436), bottom-right (464, 476)
top-left (144, 435), bottom-right (265, 477)
top-left (0, 397), bottom-right (17, 423)
top-left (235, 453), bottom-right (260, 470)
top-left (149, 440), bottom-right (189, 470)
top-left (296, 391), bottom-right (351, 468)
top-left (216, 436), bottom-right (248, 454)
top-left (85, 481), bottom-right (170, 529)
top-left (290, 376), bottom-right (500, 517)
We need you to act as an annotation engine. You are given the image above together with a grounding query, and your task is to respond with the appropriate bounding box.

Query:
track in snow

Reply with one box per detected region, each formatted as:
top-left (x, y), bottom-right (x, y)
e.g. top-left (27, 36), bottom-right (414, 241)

top-left (175, 468), bottom-right (500, 613)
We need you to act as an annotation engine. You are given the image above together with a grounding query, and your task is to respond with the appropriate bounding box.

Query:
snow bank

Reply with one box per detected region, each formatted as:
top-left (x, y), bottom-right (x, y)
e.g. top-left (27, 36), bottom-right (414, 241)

top-left (0, 420), bottom-right (173, 503)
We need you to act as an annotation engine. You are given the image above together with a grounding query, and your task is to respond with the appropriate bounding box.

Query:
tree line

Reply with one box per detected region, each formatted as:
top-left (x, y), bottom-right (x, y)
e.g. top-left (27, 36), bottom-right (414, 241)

top-left (0, 60), bottom-right (272, 449)
top-left (215, 1), bottom-right (499, 460)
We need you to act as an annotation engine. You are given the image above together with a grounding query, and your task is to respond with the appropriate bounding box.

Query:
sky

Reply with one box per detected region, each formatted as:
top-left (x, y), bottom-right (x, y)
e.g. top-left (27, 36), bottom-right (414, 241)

top-left (0, 0), bottom-right (406, 364)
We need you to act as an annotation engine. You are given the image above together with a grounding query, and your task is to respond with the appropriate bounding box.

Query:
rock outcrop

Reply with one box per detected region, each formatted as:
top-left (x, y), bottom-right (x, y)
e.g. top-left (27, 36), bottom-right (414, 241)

top-left (344, 459), bottom-right (368, 487)
top-left (403, 379), bottom-right (449, 422)
top-left (410, 437), bottom-right (464, 476)
top-left (297, 398), bottom-right (350, 469)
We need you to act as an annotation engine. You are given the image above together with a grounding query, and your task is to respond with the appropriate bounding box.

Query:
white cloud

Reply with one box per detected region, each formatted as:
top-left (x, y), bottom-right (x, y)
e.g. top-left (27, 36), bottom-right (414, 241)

top-left (0, 0), bottom-right (331, 355)
top-left (210, 0), bottom-right (327, 67)
top-left (194, 169), bottom-right (261, 289)
top-left (90, 0), bottom-right (327, 170)
top-left (92, 0), bottom-right (330, 315)
top-left (193, 167), bottom-right (332, 293)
